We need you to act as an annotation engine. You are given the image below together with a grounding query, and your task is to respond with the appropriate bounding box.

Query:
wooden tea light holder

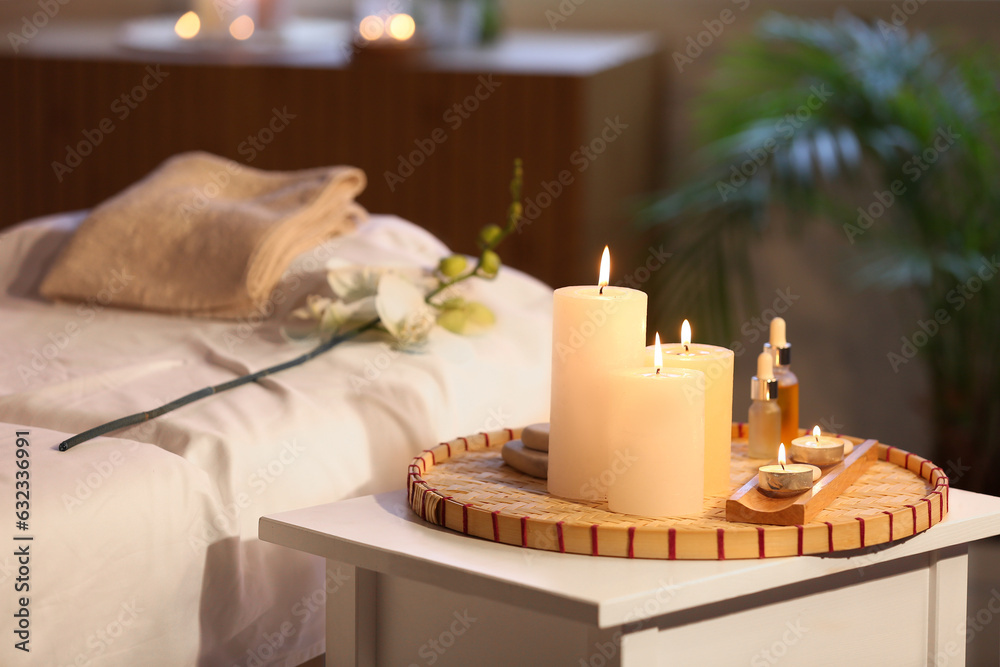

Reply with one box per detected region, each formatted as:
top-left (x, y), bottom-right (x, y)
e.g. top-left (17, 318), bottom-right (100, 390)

top-left (726, 439), bottom-right (879, 526)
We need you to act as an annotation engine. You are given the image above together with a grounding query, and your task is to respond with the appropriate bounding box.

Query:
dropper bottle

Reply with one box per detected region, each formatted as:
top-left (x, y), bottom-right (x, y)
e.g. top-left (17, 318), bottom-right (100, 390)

top-left (764, 317), bottom-right (799, 449)
top-left (748, 351), bottom-right (781, 458)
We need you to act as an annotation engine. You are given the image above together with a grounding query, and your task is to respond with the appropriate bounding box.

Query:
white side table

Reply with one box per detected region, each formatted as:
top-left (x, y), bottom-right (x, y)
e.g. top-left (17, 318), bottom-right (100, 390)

top-left (260, 488), bottom-right (1000, 667)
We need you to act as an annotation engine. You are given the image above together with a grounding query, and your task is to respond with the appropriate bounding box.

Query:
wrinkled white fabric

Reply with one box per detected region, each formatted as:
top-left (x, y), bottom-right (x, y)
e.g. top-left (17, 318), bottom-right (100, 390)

top-left (0, 212), bottom-right (552, 667)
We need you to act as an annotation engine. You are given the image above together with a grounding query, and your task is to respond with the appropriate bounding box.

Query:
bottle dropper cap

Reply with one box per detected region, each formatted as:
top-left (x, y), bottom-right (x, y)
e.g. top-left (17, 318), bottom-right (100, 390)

top-left (763, 317), bottom-right (791, 366)
top-left (751, 351), bottom-right (778, 401)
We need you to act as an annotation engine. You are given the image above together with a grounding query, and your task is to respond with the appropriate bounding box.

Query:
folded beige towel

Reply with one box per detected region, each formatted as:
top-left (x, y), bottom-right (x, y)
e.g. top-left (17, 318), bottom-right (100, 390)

top-left (40, 151), bottom-right (367, 319)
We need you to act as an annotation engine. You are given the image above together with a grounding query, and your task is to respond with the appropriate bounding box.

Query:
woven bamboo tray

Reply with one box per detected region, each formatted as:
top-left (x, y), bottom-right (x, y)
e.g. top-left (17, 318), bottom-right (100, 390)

top-left (407, 424), bottom-right (950, 559)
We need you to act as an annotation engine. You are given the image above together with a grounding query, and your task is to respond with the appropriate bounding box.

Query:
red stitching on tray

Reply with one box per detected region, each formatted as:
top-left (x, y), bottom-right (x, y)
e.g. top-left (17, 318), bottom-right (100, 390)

top-left (885, 445), bottom-right (896, 463)
top-left (627, 527), bottom-right (636, 559)
top-left (668, 528), bottom-right (677, 560)
top-left (904, 452), bottom-right (912, 470)
top-left (460, 436), bottom-right (469, 451)
top-left (924, 497), bottom-right (933, 525)
top-left (445, 442), bottom-right (452, 457)
top-left (483, 432), bottom-right (491, 447)
top-left (428, 449), bottom-right (437, 465)
top-left (557, 521), bottom-right (566, 553)
top-left (591, 524), bottom-right (599, 556)
top-left (932, 491), bottom-right (943, 522)
top-left (856, 517), bottom-right (865, 548)
top-left (796, 525), bottom-right (804, 556)
top-left (883, 510), bottom-right (894, 540)
top-left (738, 423), bottom-right (745, 437)
top-left (825, 522), bottom-right (834, 552)
top-left (506, 428), bottom-right (514, 440)
top-left (906, 504), bottom-right (917, 533)
top-left (717, 528), bottom-right (726, 560)
top-left (919, 459), bottom-right (928, 477)
top-left (462, 504), bottom-right (469, 534)
top-left (492, 511), bottom-right (500, 542)
top-left (520, 517), bottom-right (528, 547)
top-left (757, 526), bottom-right (765, 558)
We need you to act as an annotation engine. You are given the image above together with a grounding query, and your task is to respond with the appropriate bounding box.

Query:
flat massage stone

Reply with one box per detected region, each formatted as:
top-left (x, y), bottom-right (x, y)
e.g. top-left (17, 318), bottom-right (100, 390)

top-left (521, 423), bottom-right (550, 452)
top-left (501, 439), bottom-right (548, 479)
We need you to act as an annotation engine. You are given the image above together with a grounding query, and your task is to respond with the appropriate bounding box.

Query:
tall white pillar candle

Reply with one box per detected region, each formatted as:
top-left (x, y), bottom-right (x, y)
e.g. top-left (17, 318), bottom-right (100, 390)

top-left (646, 319), bottom-right (734, 496)
top-left (607, 334), bottom-right (706, 516)
top-left (549, 248), bottom-right (647, 501)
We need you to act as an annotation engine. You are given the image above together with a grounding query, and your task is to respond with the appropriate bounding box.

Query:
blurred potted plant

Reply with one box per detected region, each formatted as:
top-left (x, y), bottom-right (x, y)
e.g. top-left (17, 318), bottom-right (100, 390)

top-left (638, 13), bottom-right (1000, 493)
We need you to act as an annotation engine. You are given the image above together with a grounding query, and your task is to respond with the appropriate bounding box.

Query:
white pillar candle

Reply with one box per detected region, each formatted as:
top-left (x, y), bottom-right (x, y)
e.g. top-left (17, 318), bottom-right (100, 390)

top-left (607, 334), bottom-right (706, 516)
top-left (548, 247), bottom-right (647, 501)
top-left (646, 320), bottom-right (734, 496)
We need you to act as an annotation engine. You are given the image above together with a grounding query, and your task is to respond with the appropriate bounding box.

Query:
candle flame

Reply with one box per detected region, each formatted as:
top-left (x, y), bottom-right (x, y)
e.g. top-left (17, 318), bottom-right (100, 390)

top-left (778, 443), bottom-right (786, 468)
top-left (359, 15), bottom-right (385, 40)
top-left (653, 332), bottom-right (663, 369)
top-left (598, 246), bottom-right (610, 292)
top-left (681, 319), bottom-right (691, 349)
top-left (174, 11), bottom-right (201, 39)
top-left (813, 425), bottom-right (822, 442)
top-left (386, 13), bottom-right (416, 40)
top-left (229, 14), bottom-right (254, 40)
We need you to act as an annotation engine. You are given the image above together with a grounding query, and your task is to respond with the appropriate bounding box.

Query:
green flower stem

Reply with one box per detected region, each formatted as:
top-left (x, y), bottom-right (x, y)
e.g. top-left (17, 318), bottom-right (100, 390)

top-left (425, 159), bottom-right (523, 305)
top-left (58, 317), bottom-right (381, 451)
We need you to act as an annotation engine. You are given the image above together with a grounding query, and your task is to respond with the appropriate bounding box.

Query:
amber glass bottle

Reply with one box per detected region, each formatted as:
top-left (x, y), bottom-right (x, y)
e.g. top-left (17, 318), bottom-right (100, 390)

top-left (765, 317), bottom-right (799, 447)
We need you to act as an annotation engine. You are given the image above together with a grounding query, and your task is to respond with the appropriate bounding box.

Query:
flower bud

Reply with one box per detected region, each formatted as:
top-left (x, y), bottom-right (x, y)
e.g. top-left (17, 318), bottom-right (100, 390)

top-left (478, 224), bottom-right (503, 248)
top-left (480, 250), bottom-right (501, 276)
top-left (438, 254), bottom-right (468, 278)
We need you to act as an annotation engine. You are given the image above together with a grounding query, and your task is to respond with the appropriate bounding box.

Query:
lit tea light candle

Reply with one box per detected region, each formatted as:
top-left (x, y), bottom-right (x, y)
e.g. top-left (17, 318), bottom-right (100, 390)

top-left (789, 425), bottom-right (849, 466)
top-left (758, 444), bottom-right (821, 498)
top-left (549, 247), bottom-right (647, 501)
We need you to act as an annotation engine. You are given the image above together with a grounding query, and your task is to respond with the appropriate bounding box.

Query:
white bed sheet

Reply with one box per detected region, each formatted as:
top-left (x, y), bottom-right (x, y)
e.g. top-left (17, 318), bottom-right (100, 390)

top-left (0, 212), bottom-right (552, 666)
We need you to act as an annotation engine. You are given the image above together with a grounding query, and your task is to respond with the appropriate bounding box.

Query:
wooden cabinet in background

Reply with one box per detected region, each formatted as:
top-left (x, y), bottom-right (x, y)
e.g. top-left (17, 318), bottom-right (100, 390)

top-left (0, 25), bottom-right (659, 287)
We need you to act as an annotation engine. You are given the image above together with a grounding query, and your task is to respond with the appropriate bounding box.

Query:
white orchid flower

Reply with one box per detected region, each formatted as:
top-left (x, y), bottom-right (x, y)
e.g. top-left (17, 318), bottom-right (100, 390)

top-left (288, 294), bottom-right (366, 340)
top-left (292, 294), bottom-right (334, 321)
top-left (375, 272), bottom-right (436, 351)
top-left (326, 261), bottom-right (383, 303)
top-left (326, 261), bottom-right (432, 298)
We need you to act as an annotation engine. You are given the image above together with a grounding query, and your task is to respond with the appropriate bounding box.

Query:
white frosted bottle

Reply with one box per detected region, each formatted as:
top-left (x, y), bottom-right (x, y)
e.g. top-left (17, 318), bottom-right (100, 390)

top-left (748, 351), bottom-right (781, 459)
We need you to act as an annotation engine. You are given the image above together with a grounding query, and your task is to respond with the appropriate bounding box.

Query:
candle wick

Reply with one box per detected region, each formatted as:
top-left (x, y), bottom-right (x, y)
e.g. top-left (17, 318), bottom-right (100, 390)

top-left (599, 285), bottom-right (605, 295)
top-left (683, 343), bottom-right (689, 352)
top-left (656, 367), bottom-right (660, 375)
top-left (780, 460), bottom-right (785, 470)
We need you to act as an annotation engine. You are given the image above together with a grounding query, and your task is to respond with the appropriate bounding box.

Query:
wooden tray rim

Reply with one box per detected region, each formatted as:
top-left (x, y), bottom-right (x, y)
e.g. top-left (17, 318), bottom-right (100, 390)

top-left (406, 424), bottom-right (950, 560)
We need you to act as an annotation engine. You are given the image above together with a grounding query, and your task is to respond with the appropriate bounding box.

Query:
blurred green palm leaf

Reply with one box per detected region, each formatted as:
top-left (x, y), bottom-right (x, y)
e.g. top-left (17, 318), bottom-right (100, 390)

top-left (639, 12), bottom-right (1000, 491)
